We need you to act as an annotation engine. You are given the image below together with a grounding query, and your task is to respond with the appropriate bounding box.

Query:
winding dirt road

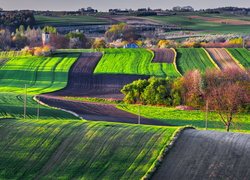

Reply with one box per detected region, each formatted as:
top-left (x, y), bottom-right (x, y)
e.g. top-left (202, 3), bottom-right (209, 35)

top-left (153, 129), bottom-right (250, 180)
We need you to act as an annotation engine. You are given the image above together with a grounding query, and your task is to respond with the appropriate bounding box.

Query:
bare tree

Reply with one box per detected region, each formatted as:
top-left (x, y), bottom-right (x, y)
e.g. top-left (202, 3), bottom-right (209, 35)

top-left (205, 67), bottom-right (250, 132)
top-left (0, 29), bottom-right (11, 50)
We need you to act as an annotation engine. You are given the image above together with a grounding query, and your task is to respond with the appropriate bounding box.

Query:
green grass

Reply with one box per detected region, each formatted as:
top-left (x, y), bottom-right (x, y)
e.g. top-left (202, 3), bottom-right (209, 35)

top-left (227, 48), bottom-right (250, 68)
top-left (35, 15), bottom-right (108, 26)
top-left (0, 53), bottom-right (79, 94)
top-left (0, 119), bottom-right (178, 179)
top-left (0, 93), bottom-right (77, 120)
top-left (147, 15), bottom-right (250, 34)
top-left (176, 48), bottom-right (216, 74)
top-left (117, 104), bottom-right (250, 133)
top-left (94, 48), bottom-right (180, 77)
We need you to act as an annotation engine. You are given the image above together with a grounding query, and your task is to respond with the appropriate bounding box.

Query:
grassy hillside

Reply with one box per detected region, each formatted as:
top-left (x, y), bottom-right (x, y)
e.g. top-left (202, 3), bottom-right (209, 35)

top-left (0, 119), bottom-right (178, 179)
top-left (0, 53), bottom-right (79, 94)
top-left (117, 104), bottom-right (250, 133)
top-left (227, 48), bottom-right (250, 68)
top-left (94, 48), bottom-right (180, 77)
top-left (35, 15), bottom-right (108, 26)
top-left (176, 48), bottom-right (216, 74)
top-left (0, 93), bottom-right (77, 120)
top-left (0, 53), bottom-right (79, 119)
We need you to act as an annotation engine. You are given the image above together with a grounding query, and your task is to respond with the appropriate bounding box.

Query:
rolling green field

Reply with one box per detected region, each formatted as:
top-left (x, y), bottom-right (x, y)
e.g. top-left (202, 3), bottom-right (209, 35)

top-left (148, 15), bottom-right (250, 34)
top-left (35, 15), bottom-right (108, 26)
top-left (0, 93), bottom-right (77, 120)
top-left (0, 119), bottom-right (178, 179)
top-left (117, 104), bottom-right (250, 133)
top-left (227, 48), bottom-right (250, 68)
top-left (176, 48), bottom-right (216, 74)
top-left (94, 48), bottom-right (180, 77)
top-left (0, 53), bottom-right (79, 94)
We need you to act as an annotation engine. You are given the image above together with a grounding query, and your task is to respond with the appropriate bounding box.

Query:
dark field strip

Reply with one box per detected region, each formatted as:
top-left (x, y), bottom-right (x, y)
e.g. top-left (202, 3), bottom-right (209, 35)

top-left (152, 48), bottom-right (175, 63)
top-left (38, 95), bottom-right (167, 126)
top-left (0, 58), bottom-right (9, 68)
top-left (0, 119), bottom-right (177, 179)
top-left (153, 129), bottom-right (250, 179)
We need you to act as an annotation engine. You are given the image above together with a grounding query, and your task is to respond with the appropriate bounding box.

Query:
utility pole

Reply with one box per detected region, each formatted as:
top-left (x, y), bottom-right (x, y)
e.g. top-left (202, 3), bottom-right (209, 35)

top-left (205, 100), bottom-right (208, 130)
top-left (138, 104), bottom-right (141, 125)
top-left (24, 84), bottom-right (27, 119)
top-left (37, 97), bottom-right (40, 120)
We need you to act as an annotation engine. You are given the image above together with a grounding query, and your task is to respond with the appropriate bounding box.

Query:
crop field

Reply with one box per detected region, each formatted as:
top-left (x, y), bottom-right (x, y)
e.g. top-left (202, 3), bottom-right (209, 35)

top-left (35, 15), bottom-right (108, 26)
top-left (94, 48), bottom-right (180, 77)
top-left (147, 15), bottom-right (250, 33)
top-left (176, 48), bottom-right (216, 74)
top-left (227, 48), bottom-right (250, 68)
top-left (0, 119), bottom-right (177, 179)
top-left (205, 48), bottom-right (241, 69)
top-left (117, 104), bottom-right (250, 133)
top-left (0, 53), bottom-right (79, 94)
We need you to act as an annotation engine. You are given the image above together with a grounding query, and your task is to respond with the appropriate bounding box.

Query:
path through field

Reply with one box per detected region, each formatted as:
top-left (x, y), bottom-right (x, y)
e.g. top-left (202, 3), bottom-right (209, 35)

top-left (206, 48), bottom-right (240, 69)
top-left (153, 129), bottom-right (250, 179)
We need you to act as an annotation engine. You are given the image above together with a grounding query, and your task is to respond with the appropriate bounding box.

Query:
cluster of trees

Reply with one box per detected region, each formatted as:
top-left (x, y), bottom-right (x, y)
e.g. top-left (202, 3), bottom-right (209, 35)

top-left (0, 11), bottom-right (35, 28)
top-left (122, 67), bottom-right (250, 131)
top-left (105, 23), bottom-right (141, 43)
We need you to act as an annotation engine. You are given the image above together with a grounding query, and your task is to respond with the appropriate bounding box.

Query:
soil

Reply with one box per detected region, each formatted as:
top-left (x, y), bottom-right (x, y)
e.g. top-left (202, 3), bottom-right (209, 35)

top-left (153, 129), bottom-right (250, 180)
top-left (38, 95), bottom-right (167, 126)
top-left (152, 49), bottom-right (175, 63)
top-left (206, 48), bottom-right (240, 69)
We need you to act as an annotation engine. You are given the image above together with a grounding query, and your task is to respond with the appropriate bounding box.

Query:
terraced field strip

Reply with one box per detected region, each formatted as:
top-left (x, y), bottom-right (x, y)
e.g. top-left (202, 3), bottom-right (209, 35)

top-left (153, 129), bottom-right (250, 179)
top-left (0, 119), bottom-right (178, 179)
top-left (205, 48), bottom-right (241, 69)
top-left (51, 52), bottom-right (149, 99)
top-left (94, 48), bottom-right (179, 77)
top-left (0, 53), bottom-right (79, 94)
top-left (227, 48), bottom-right (250, 68)
top-left (176, 48), bottom-right (216, 74)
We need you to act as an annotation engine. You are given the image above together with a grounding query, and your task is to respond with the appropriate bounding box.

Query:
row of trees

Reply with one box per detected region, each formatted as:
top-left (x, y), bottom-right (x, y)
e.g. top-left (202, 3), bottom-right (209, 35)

top-left (121, 67), bottom-right (250, 132)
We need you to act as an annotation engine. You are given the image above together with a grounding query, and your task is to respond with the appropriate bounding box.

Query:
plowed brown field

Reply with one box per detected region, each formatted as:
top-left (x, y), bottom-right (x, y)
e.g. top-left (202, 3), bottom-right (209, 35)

top-left (206, 48), bottom-right (240, 69)
top-left (152, 48), bottom-right (175, 63)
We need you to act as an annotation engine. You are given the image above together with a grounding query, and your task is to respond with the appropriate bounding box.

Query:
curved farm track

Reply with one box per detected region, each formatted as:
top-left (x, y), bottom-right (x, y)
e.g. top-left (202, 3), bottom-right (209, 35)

top-left (153, 129), bottom-right (250, 180)
top-left (38, 52), bottom-right (162, 125)
top-left (206, 48), bottom-right (240, 69)
top-left (152, 48), bottom-right (175, 63)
